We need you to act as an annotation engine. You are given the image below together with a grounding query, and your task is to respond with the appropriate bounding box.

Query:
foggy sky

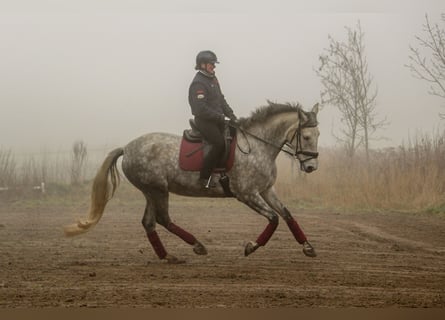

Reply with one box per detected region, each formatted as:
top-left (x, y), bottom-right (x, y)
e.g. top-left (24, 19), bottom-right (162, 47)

top-left (1, 0), bottom-right (445, 152)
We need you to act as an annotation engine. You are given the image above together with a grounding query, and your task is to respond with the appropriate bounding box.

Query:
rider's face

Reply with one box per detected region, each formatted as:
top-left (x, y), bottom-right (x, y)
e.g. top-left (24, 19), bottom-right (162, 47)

top-left (204, 62), bottom-right (215, 74)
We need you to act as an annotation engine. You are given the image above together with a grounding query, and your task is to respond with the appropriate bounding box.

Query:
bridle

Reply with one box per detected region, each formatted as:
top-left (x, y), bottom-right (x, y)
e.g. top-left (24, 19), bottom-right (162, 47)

top-left (231, 110), bottom-right (319, 170)
top-left (281, 112), bottom-right (319, 170)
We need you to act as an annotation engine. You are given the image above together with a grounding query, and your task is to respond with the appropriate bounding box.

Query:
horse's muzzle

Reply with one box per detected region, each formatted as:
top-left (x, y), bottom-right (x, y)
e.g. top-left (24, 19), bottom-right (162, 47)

top-left (296, 150), bottom-right (318, 173)
top-left (300, 159), bottom-right (318, 173)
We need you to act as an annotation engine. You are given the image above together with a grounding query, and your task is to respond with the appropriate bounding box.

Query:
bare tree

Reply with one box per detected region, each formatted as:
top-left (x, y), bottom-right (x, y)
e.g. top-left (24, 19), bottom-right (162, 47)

top-left (407, 13), bottom-right (445, 117)
top-left (71, 140), bottom-right (88, 186)
top-left (316, 21), bottom-right (386, 160)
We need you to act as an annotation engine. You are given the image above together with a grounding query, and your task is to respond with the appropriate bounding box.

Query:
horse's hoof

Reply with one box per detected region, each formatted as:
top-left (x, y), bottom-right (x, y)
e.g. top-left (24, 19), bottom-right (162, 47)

top-left (302, 241), bottom-right (317, 258)
top-left (165, 254), bottom-right (186, 264)
top-left (193, 241), bottom-right (208, 255)
top-left (244, 241), bottom-right (259, 256)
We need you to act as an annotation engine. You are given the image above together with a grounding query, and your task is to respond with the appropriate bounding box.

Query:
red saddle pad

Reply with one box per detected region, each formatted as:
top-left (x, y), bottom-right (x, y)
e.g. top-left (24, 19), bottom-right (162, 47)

top-left (179, 136), bottom-right (237, 172)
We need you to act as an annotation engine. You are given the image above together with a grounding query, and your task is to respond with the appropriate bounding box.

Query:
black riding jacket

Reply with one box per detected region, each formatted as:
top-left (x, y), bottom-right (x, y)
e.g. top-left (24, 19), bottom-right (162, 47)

top-left (188, 71), bottom-right (235, 123)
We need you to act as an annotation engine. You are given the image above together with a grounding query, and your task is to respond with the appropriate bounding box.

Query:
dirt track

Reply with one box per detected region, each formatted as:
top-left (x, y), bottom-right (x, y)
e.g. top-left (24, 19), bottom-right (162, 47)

top-left (1, 195), bottom-right (444, 308)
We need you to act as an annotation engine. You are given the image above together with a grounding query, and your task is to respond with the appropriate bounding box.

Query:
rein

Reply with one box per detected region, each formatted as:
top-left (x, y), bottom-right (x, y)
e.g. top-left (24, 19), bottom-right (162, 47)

top-left (233, 125), bottom-right (287, 155)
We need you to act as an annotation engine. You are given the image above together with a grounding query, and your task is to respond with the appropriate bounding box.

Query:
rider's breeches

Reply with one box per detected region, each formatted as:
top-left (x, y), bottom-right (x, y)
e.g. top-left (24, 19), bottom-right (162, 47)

top-left (194, 117), bottom-right (225, 179)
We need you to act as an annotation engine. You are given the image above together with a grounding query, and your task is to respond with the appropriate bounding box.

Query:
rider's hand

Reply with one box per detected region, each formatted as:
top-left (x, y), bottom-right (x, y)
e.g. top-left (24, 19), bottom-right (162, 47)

top-left (228, 114), bottom-right (238, 127)
top-left (215, 114), bottom-right (224, 124)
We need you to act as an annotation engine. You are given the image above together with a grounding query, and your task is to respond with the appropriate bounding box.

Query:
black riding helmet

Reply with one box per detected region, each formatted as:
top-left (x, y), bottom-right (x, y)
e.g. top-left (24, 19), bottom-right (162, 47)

top-left (195, 50), bottom-right (219, 70)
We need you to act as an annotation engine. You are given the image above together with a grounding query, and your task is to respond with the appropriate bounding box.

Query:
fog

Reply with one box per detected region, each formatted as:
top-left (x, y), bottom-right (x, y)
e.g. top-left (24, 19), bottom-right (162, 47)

top-left (1, 0), bottom-right (445, 152)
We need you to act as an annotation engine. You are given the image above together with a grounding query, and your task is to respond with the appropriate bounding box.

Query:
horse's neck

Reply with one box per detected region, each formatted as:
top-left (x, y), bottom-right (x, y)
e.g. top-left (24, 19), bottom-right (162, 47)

top-left (248, 112), bottom-right (300, 157)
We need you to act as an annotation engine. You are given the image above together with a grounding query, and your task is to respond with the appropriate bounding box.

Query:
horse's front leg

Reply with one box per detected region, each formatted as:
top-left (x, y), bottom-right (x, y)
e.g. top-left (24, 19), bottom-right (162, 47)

top-left (261, 187), bottom-right (316, 257)
top-left (237, 193), bottom-right (280, 256)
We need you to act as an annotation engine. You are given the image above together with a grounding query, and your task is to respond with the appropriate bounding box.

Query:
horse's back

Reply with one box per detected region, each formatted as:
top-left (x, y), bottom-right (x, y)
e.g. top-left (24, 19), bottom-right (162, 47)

top-left (124, 132), bottom-right (179, 152)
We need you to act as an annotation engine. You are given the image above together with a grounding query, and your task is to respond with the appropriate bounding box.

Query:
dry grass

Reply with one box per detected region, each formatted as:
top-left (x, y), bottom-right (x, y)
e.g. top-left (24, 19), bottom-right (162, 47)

top-left (277, 131), bottom-right (445, 213)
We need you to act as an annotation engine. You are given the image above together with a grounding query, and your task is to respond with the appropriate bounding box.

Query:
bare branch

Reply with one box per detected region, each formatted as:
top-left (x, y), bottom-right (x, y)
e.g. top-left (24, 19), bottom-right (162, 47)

top-left (407, 13), bottom-right (445, 101)
top-left (316, 20), bottom-right (386, 159)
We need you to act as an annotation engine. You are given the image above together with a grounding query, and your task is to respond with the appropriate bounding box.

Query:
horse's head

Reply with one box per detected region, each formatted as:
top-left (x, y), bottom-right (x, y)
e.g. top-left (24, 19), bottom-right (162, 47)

top-left (294, 103), bottom-right (320, 173)
top-left (237, 101), bottom-right (320, 173)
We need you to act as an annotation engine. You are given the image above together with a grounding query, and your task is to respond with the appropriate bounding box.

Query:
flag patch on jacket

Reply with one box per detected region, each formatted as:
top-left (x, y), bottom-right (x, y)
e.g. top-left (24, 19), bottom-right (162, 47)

top-left (196, 90), bottom-right (205, 99)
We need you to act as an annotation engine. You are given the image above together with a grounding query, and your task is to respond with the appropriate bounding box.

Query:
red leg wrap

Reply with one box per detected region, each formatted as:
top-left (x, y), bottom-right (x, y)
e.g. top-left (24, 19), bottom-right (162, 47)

top-left (286, 217), bottom-right (307, 244)
top-left (256, 221), bottom-right (278, 246)
top-left (146, 231), bottom-right (167, 259)
top-left (167, 222), bottom-right (197, 245)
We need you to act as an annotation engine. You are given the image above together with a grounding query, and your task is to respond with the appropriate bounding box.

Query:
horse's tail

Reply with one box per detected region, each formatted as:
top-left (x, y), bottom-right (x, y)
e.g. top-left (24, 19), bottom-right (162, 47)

top-left (64, 148), bottom-right (124, 237)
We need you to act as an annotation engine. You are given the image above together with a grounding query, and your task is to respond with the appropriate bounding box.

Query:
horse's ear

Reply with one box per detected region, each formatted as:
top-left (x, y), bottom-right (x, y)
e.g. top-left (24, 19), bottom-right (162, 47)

top-left (311, 103), bottom-right (319, 115)
top-left (299, 109), bottom-right (308, 123)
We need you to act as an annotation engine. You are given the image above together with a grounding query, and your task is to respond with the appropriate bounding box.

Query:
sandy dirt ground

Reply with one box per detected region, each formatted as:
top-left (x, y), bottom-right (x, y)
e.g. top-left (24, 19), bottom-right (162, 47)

top-left (1, 195), bottom-right (444, 308)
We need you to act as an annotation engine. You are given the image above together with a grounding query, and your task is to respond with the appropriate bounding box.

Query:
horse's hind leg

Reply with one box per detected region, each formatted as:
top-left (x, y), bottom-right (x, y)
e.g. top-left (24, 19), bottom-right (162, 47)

top-left (141, 191), bottom-right (184, 264)
top-left (165, 223), bottom-right (208, 256)
top-left (151, 189), bottom-right (208, 256)
top-left (142, 198), bottom-right (170, 262)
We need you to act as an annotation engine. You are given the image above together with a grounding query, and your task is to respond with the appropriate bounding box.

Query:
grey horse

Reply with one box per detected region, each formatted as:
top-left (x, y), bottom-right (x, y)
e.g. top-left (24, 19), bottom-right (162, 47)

top-left (64, 102), bottom-right (320, 263)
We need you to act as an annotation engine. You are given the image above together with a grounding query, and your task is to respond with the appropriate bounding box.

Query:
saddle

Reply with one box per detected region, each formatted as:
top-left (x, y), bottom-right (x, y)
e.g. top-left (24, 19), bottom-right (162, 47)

top-left (179, 119), bottom-right (236, 173)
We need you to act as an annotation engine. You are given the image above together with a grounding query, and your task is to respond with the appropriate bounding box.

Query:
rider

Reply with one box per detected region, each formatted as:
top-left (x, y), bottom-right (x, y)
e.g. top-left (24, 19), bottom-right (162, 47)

top-left (188, 50), bottom-right (237, 188)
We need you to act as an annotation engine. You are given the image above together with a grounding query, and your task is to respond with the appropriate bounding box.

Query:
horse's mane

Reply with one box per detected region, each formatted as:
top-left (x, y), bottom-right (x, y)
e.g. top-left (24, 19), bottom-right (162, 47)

top-left (237, 101), bottom-right (304, 129)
